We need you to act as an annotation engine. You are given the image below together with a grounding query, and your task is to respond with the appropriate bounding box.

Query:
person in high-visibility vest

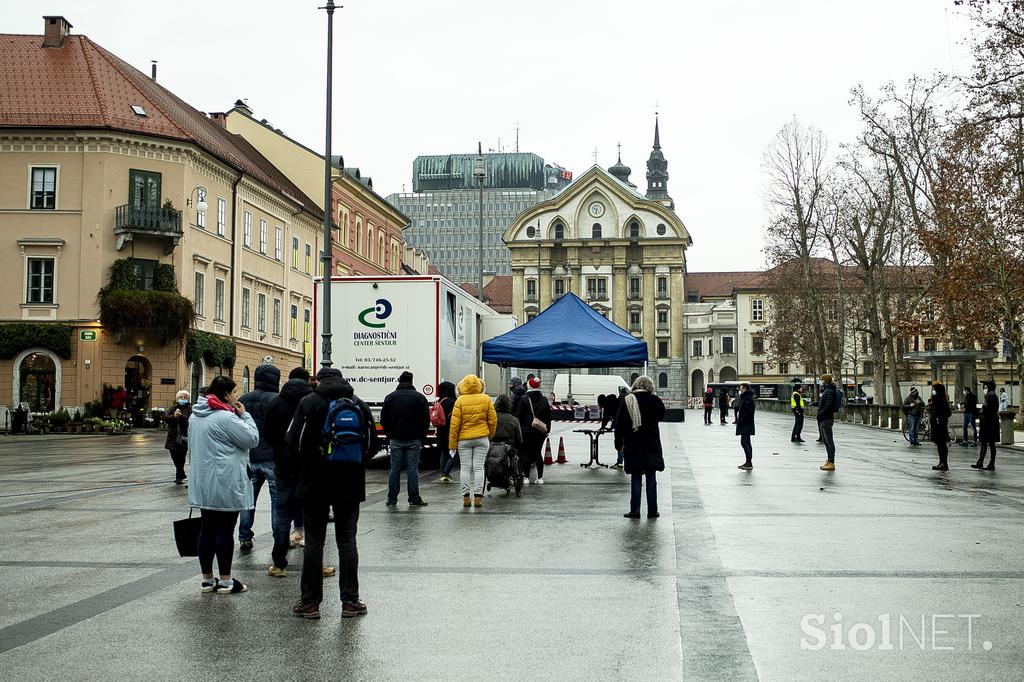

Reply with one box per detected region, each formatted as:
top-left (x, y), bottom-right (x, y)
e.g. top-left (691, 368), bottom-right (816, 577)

top-left (790, 389), bottom-right (806, 443)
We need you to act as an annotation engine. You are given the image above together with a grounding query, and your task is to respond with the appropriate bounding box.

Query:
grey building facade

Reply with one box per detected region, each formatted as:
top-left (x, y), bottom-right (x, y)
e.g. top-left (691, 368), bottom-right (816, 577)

top-left (386, 152), bottom-right (571, 284)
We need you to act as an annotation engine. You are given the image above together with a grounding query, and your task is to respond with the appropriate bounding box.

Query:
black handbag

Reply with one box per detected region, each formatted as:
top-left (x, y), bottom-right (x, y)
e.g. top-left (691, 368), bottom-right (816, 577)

top-left (173, 508), bottom-right (202, 557)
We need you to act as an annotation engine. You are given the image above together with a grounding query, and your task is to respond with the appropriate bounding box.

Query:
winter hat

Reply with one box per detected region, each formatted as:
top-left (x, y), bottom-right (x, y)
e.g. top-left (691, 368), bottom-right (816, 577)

top-left (316, 367), bottom-right (343, 382)
top-left (288, 367), bottom-right (310, 381)
top-left (528, 377), bottom-right (541, 389)
top-left (509, 376), bottom-right (523, 389)
top-left (399, 371), bottom-right (414, 384)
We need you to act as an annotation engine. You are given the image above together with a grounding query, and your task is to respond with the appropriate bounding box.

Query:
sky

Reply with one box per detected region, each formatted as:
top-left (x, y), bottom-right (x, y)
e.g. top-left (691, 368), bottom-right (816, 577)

top-left (8, 1), bottom-right (977, 272)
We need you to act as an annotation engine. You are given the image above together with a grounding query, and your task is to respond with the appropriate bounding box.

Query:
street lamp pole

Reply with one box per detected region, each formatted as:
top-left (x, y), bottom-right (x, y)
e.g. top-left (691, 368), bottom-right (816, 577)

top-left (319, 0), bottom-right (337, 368)
top-left (474, 142), bottom-right (486, 302)
top-left (536, 221), bottom-right (542, 311)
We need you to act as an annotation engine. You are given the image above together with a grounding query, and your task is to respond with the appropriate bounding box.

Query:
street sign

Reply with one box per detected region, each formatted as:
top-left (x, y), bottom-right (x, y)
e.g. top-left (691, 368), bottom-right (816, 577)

top-left (79, 330), bottom-right (97, 342)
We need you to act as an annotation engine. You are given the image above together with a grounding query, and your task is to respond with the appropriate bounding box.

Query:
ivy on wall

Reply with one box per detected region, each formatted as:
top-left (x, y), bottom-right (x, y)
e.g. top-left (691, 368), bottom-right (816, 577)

top-left (186, 330), bottom-right (236, 369)
top-left (0, 324), bottom-right (73, 359)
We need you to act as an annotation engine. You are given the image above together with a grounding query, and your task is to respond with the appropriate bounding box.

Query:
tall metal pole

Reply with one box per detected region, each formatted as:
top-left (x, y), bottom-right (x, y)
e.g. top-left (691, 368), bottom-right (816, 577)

top-left (473, 142), bottom-right (486, 302)
top-left (319, 1), bottom-right (337, 368)
top-left (536, 223), bottom-right (541, 310)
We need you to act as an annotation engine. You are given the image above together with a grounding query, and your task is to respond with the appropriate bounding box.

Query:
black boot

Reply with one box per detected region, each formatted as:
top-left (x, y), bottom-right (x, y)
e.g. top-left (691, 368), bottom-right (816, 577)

top-left (971, 454), bottom-right (985, 470)
top-left (986, 452), bottom-right (995, 471)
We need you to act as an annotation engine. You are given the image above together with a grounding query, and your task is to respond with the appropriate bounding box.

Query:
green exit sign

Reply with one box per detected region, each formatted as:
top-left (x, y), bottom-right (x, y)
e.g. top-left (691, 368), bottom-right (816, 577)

top-left (79, 330), bottom-right (97, 342)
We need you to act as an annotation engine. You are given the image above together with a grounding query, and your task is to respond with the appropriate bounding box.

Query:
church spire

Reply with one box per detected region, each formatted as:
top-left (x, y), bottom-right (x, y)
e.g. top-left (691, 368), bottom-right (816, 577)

top-left (646, 115), bottom-right (670, 205)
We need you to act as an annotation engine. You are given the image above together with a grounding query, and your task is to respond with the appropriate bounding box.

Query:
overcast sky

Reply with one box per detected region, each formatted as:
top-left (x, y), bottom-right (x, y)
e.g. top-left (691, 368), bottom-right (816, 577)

top-left (11, 1), bottom-right (976, 271)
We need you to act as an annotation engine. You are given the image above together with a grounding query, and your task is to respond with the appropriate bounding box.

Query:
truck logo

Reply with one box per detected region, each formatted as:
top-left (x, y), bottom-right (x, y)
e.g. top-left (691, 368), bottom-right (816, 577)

top-left (358, 299), bottom-right (393, 328)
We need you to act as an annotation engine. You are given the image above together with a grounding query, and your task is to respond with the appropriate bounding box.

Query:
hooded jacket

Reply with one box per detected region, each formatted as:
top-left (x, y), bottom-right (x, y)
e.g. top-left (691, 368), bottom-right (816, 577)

top-left (187, 396), bottom-right (260, 511)
top-left (288, 370), bottom-right (377, 504)
top-left (380, 378), bottom-right (430, 442)
top-left (434, 381), bottom-right (457, 452)
top-left (265, 377), bottom-right (313, 480)
top-left (448, 374), bottom-right (497, 449)
top-left (239, 364), bottom-right (281, 463)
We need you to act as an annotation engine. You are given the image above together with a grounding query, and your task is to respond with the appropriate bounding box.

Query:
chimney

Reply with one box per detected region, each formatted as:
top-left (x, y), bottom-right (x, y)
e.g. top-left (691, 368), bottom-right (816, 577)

top-left (42, 16), bottom-right (72, 48)
top-left (151, 60), bottom-right (157, 81)
top-left (208, 112), bottom-right (227, 128)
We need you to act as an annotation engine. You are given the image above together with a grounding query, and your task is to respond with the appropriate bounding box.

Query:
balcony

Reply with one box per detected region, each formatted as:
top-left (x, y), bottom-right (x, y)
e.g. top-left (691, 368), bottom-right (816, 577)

top-left (114, 204), bottom-right (183, 255)
top-left (628, 323), bottom-right (642, 333)
top-left (627, 290), bottom-right (643, 301)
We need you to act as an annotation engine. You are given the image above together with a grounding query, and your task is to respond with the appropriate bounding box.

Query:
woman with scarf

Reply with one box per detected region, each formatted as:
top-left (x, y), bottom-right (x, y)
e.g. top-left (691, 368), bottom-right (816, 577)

top-left (187, 375), bottom-right (260, 594)
top-left (164, 389), bottom-right (192, 484)
top-left (614, 376), bottom-right (666, 519)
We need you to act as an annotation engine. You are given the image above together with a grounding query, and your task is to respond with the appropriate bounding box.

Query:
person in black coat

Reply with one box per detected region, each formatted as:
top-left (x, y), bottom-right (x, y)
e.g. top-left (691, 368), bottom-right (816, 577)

top-left (973, 380), bottom-right (999, 471)
top-left (718, 389), bottom-right (730, 425)
top-left (237, 363), bottom-right (281, 552)
top-left (614, 376), bottom-right (665, 518)
top-left (734, 383), bottom-right (756, 469)
top-left (380, 371), bottom-right (430, 507)
top-left (436, 381), bottom-right (458, 482)
top-left (929, 382), bottom-right (953, 471)
top-left (516, 377), bottom-right (552, 484)
top-left (164, 390), bottom-right (192, 484)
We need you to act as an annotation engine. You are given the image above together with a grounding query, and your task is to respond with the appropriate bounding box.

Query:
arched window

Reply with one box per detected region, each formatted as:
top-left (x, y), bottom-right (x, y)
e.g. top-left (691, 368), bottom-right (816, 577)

top-left (658, 372), bottom-right (669, 389)
top-left (592, 223), bottom-right (602, 239)
top-left (629, 221), bottom-right (640, 238)
top-left (526, 225), bottom-right (536, 238)
top-left (657, 223), bottom-right (667, 236)
top-left (355, 219), bottom-right (362, 253)
top-left (190, 360), bottom-right (205, 402)
top-left (18, 351), bottom-right (58, 412)
top-left (553, 222), bottom-right (565, 240)
top-left (367, 227), bottom-right (373, 258)
top-left (378, 235), bottom-right (385, 266)
top-left (242, 366), bottom-right (251, 394)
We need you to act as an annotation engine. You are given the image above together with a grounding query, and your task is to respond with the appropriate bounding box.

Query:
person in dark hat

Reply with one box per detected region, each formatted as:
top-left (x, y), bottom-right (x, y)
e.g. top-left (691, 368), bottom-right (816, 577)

top-left (380, 371), bottom-right (430, 507)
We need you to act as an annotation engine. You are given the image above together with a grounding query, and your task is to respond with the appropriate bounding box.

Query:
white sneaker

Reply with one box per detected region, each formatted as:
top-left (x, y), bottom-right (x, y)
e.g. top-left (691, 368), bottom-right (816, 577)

top-left (523, 479), bottom-right (531, 485)
top-left (537, 478), bottom-right (544, 485)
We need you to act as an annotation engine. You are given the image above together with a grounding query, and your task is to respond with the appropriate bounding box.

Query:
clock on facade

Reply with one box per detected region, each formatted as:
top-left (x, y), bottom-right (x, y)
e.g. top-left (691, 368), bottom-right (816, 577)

top-left (588, 201), bottom-right (605, 218)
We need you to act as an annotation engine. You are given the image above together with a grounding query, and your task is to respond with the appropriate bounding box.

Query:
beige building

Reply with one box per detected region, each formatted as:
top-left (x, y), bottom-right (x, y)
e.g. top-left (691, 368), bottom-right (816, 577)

top-left (503, 125), bottom-right (692, 406)
top-left (0, 17), bottom-right (325, 419)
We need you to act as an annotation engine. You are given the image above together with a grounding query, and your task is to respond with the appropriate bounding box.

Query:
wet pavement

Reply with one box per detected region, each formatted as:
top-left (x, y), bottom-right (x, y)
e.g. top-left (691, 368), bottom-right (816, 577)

top-left (0, 411), bottom-right (1022, 681)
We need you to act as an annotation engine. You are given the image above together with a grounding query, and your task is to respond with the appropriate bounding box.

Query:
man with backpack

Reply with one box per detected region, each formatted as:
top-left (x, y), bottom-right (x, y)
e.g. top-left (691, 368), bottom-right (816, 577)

top-left (380, 371), bottom-right (430, 507)
top-left (815, 374), bottom-right (841, 471)
top-left (287, 367), bottom-right (377, 620)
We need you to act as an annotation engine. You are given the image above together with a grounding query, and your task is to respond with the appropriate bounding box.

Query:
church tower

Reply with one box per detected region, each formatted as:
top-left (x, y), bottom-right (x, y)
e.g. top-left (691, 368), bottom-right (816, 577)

top-left (645, 115), bottom-right (672, 208)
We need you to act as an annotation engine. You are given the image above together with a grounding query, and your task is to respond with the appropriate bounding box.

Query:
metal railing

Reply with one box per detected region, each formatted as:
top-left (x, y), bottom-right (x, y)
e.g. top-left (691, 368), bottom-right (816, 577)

top-left (115, 204), bottom-right (183, 234)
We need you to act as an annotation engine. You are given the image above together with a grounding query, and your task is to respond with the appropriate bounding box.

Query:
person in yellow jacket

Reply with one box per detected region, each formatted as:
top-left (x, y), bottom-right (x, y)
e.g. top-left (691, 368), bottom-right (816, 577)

top-left (790, 388), bottom-right (806, 443)
top-left (448, 374), bottom-right (497, 508)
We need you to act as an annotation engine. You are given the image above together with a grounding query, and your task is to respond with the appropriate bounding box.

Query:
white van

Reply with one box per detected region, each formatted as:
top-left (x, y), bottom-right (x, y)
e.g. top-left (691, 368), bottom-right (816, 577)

top-left (552, 373), bottom-right (630, 406)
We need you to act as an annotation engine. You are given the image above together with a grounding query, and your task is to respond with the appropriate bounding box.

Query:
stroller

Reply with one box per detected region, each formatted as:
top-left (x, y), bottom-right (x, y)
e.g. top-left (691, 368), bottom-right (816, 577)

top-left (485, 440), bottom-right (524, 497)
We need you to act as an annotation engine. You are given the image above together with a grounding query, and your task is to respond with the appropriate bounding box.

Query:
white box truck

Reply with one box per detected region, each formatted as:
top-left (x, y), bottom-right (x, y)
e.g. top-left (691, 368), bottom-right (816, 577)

top-left (313, 275), bottom-right (512, 420)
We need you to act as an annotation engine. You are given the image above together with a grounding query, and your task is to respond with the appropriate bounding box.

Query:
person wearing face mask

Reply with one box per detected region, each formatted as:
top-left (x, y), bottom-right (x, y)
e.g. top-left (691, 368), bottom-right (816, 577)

top-left (929, 382), bottom-right (953, 471)
top-left (164, 389), bottom-right (192, 485)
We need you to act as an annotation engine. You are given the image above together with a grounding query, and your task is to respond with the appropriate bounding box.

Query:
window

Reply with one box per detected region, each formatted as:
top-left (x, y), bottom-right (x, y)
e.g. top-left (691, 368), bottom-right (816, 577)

top-left (628, 276), bottom-right (642, 299)
top-left (658, 372), bottom-right (669, 389)
top-left (19, 351), bottom-right (57, 412)
top-left (259, 219), bottom-right (268, 254)
top-left (592, 223), bottom-right (602, 239)
top-left (722, 336), bottom-right (734, 354)
top-left (753, 362), bottom-right (765, 375)
top-left (378, 235), bottom-right (385, 266)
top-left (657, 341), bottom-right (669, 359)
top-left (257, 293), bottom-right (267, 333)
top-left (687, 289), bottom-right (699, 303)
top-left (863, 361), bottom-right (874, 375)
top-left (751, 298), bottom-right (764, 321)
top-left (779, 362), bottom-right (789, 375)
top-left (692, 340), bottom-right (703, 357)
top-left (526, 279), bottom-right (537, 301)
top-left (656, 223), bottom-right (667, 236)
top-left (526, 310), bottom-right (538, 321)
top-left (366, 228), bottom-right (373, 257)
top-left (629, 310), bottom-right (641, 332)
top-left (924, 338), bottom-right (937, 352)
top-left (243, 211), bottom-right (252, 247)
top-left (304, 309), bottom-right (311, 343)
top-left (585, 277), bottom-right (607, 300)
top-left (275, 226), bottom-right (283, 260)
top-left (305, 243), bottom-right (312, 274)
top-left (217, 197), bottom-right (226, 235)
top-left (194, 272), bottom-right (205, 317)
top-left (131, 259), bottom-right (156, 290)
top-left (273, 298), bottom-right (281, 336)
top-left (241, 288), bottom-right (251, 328)
top-left (628, 221), bottom-right (640, 238)
top-left (290, 304), bottom-right (298, 339)
top-left (26, 257), bottom-right (55, 303)
top-left (657, 309), bottom-right (669, 330)
top-left (553, 223), bottom-right (565, 240)
top-left (30, 167), bottom-right (57, 209)
top-left (242, 367), bottom-right (250, 394)
top-left (214, 279), bottom-right (225, 322)
top-left (196, 188), bottom-right (206, 228)
top-left (356, 221), bottom-right (362, 254)
top-left (128, 169), bottom-right (161, 210)
top-left (752, 335), bottom-right (764, 355)
top-left (554, 279), bottom-right (566, 298)
top-left (292, 237), bottom-right (299, 268)
top-left (656, 276), bottom-right (668, 299)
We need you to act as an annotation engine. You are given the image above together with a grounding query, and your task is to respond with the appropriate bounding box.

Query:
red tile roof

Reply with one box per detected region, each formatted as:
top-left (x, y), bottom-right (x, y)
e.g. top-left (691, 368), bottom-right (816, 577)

top-left (458, 276), bottom-right (512, 313)
top-left (0, 32), bottom-right (321, 217)
top-left (685, 271), bottom-right (764, 300)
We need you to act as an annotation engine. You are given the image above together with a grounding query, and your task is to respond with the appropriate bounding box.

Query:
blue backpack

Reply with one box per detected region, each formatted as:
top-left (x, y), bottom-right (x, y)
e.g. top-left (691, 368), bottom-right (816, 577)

top-left (323, 398), bottom-right (365, 463)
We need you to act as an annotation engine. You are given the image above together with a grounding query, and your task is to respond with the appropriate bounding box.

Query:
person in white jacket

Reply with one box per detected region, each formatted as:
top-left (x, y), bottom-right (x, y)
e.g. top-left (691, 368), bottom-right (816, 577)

top-left (187, 375), bottom-right (260, 594)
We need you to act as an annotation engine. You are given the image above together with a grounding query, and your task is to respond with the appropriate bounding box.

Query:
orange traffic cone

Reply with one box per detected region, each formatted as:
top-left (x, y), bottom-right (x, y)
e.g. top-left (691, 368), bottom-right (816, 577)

top-left (543, 438), bottom-right (554, 465)
top-left (556, 436), bottom-right (568, 464)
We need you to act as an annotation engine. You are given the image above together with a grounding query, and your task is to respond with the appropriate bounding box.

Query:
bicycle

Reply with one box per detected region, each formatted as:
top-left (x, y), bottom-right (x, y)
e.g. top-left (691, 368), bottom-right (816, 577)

top-left (902, 409), bottom-right (955, 444)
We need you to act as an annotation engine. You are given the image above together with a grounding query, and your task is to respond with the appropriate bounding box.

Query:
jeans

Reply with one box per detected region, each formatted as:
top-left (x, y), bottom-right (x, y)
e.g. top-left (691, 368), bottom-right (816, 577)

top-left (792, 412), bottom-right (804, 440)
top-left (387, 439), bottom-right (423, 504)
top-left (963, 413), bottom-right (977, 443)
top-left (907, 415), bottom-right (921, 444)
top-left (198, 509), bottom-right (239, 576)
top-left (820, 419), bottom-right (836, 462)
top-left (238, 461), bottom-right (277, 542)
top-left (740, 434), bottom-right (753, 464)
top-left (301, 499), bottom-right (360, 605)
top-left (458, 437), bottom-right (489, 496)
top-left (272, 472), bottom-right (298, 569)
top-left (440, 448), bottom-right (459, 476)
top-left (630, 472), bottom-right (657, 514)
top-left (167, 446), bottom-right (187, 481)
top-left (703, 407), bottom-right (712, 424)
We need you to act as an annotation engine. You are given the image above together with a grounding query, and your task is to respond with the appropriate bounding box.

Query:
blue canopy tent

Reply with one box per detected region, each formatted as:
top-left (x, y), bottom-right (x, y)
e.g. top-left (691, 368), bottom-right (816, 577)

top-left (482, 293), bottom-right (648, 368)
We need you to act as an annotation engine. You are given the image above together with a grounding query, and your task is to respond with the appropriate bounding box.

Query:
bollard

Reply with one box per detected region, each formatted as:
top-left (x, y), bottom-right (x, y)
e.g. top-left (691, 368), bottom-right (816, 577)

top-left (999, 411), bottom-right (1017, 445)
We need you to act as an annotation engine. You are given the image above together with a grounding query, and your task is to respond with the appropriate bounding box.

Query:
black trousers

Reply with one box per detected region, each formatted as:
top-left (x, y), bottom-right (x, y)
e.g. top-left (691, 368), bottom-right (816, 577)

top-left (198, 509), bottom-right (238, 576)
top-left (740, 434), bottom-right (753, 464)
top-left (978, 442), bottom-right (996, 466)
top-left (167, 446), bottom-right (187, 480)
top-left (719, 409), bottom-right (728, 424)
top-left (936, 439), bottom-right (949, 466)
top-left (522, 432), bottom-right (545, 479)
top-left (792, 413), bottom-right (804, 440)
top-left (703, 407), bottom-right (712, 424)
top-left (301, 499), bottom-right (360, 605)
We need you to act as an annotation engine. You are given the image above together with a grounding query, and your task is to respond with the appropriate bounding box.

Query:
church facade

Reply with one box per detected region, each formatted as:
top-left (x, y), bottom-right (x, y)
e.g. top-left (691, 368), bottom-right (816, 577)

top-left (503, 119), bottom-right (693, 407)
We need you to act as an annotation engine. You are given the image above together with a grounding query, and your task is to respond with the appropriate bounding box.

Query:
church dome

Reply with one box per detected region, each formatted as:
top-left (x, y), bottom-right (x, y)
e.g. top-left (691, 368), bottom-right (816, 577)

top-left (608, 153), bottom-right (632, 184)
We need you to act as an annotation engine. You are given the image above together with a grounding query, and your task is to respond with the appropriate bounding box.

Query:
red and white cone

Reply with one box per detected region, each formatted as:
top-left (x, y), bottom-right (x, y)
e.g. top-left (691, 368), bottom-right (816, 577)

top-left (543, 438), bottom-right (554, 465)
top-left (556, 435), bottom-right (568, 464)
